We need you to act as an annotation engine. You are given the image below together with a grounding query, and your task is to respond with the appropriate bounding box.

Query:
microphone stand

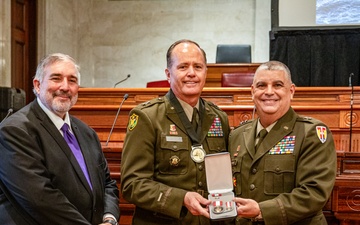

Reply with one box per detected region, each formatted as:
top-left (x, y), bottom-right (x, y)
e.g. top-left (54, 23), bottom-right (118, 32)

top-left (349, 73), bottom-right (354, 152)
top-left (105, 94), bottom-right (129, 146)
top-left (114, 74), bottom-right (131, 88)
top-left (0, 108), bottom-right (13, 125)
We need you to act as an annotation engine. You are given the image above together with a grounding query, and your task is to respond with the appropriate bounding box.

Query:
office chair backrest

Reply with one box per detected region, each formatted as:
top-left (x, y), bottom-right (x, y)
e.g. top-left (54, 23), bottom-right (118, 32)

top-left (216, 44), bottom-right (251, 63)
top-left (221, 72), bottom-right (254, 87)
top-left (146, 80), bottom-right (170, 88)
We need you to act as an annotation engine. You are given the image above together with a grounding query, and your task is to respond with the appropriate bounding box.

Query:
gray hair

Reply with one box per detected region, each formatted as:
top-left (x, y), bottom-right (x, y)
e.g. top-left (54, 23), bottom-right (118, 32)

top-left (33, 53), bottom-right (80, 95)
top-left (254, 60), bottom-right (293, 84)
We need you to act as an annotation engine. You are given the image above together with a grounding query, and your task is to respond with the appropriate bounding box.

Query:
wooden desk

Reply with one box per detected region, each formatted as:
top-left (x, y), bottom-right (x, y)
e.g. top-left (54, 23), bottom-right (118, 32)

top-left (332, 152), bottom-right (360, 225)
top-left (71, 87), bottom-right (360, 225)
top-left (205, 63), bottom-right (260, 87)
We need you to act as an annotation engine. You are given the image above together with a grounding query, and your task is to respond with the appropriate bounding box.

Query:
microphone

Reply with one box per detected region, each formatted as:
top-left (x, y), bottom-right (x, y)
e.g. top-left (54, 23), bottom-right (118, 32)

top-left (105, 93), bottom-right (129, 146)
top-left (0, 108), bottom-right (13, 125)
top-left (349, 73), bottom-right (354, 151)
top-left (349, 73), bottom-right (354, 87)
top-left (114, 74), bottom-right (131, 88)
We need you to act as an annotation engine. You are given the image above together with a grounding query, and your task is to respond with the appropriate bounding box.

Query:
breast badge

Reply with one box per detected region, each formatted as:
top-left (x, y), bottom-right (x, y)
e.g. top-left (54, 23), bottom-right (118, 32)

top-left (169, 155), bottom-right (180, 166)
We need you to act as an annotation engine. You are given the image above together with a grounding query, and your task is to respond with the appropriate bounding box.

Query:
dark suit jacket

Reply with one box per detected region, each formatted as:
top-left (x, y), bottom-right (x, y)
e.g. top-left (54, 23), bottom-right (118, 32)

top-left (0, 100), bottom-right (119, 225)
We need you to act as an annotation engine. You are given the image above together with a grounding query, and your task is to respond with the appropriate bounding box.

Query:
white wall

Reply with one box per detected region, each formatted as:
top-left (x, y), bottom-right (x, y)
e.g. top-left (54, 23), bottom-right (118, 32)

top-left (40, 0), bottom-right (272, 88)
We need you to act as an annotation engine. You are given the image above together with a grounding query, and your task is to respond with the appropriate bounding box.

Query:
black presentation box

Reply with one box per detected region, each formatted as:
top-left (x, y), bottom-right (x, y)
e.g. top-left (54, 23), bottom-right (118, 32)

top-left (0, 87), bottom-right (26, 121)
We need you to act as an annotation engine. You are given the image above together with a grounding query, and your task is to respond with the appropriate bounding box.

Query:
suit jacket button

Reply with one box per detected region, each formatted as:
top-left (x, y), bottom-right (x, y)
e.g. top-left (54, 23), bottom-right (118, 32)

top-left (198, 165), bottom-right (203, 171)
top-left (252, 168), bottom-right (257, 174)
top-left (250, 184), bottom-right (255, 190)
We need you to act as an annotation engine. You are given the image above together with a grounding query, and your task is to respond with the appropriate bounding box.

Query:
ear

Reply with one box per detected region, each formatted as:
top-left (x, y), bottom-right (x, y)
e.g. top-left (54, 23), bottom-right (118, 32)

top-left (33, 79), bottom-right (40, 95)
top-left (251, 85), bottom-right (255, 100)
top-left (290, 83), bottom-right (295, 99)
top-left (165, 68), bottom-right (170, 81)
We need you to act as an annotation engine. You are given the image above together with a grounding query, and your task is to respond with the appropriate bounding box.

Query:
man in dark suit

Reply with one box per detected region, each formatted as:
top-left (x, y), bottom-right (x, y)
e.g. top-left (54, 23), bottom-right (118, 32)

top-left (0, 53), bottom-right (120, 225)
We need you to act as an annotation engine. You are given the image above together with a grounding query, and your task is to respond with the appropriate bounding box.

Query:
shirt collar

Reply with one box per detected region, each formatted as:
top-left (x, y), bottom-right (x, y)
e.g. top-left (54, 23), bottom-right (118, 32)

top-left (37, 98), bottom-right (71, 132)
top-left (256, 119), bottom-right (276, 136)
top-left (176, 97), bottom-right (199, 121)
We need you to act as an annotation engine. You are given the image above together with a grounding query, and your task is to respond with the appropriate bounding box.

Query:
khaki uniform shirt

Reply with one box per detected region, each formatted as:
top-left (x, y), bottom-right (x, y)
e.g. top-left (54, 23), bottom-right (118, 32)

top-left (121, 91), bottom-right (230, 225)
top-left (229, 108), bottom-right (336, 225)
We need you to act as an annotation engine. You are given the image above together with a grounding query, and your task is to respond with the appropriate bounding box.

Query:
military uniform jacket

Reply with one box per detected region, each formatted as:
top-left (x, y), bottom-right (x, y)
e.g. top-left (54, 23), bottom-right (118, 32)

top-left (229, 108), bottom-right (336, 225)
top-left (121, 91), bottom-right (230, 225)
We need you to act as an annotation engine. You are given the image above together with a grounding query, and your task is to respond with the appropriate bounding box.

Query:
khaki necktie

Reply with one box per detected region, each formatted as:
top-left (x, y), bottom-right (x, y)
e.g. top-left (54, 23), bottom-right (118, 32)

top-left (255, 129), bottom-right (268, 152)
top-left (191, 107), bottom-right (199, 131)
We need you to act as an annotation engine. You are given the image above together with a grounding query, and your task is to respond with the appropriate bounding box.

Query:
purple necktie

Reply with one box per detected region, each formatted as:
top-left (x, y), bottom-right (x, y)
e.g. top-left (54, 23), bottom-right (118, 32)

top-left (61, 123), bottom-right (92, 189)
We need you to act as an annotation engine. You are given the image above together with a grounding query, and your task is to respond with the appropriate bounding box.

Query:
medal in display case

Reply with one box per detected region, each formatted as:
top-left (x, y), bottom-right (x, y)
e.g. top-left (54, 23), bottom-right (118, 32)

top-left (205, 152), bottom-right (237, 221)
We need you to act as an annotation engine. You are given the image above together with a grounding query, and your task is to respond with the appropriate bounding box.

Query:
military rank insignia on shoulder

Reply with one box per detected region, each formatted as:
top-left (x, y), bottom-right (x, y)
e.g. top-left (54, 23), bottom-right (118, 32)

top-left (207, 101), bottom-right (221, 110)
top-left (139, 97), bottom-right (165, 109)
top-left (297, 116), bottom-right (315, 124)
top-left (234, 120), bottom-right (252, 129)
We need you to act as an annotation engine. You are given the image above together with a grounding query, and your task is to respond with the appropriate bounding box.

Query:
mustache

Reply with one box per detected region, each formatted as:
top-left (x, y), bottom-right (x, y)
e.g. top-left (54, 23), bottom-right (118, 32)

top-left (53, 91), bottom-right (72, 99)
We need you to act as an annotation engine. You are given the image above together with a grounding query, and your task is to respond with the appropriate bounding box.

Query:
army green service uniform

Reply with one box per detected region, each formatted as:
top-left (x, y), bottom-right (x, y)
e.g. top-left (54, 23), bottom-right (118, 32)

top-left (229, 108), bottom-right (336, 225)
top-left (121, 90), bottom-right (230, 225)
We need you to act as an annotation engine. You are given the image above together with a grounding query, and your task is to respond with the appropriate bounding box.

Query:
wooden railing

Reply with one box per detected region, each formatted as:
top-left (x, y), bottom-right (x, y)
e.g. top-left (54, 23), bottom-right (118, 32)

top-left (71, 87), bottom-right (360, 225)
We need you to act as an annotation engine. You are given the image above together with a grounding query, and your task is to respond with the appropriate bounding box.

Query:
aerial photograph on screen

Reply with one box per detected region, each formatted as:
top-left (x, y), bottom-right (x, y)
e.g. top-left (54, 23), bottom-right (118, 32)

top-left (316, 0), bottom-right (360, 25)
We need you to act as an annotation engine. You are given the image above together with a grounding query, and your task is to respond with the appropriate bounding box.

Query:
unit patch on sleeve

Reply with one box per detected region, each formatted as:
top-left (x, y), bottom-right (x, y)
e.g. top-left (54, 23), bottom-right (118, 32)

top-left (316, 126), bottom-right (327, 143)
top-left (128, 113), bottom-right (139, 131)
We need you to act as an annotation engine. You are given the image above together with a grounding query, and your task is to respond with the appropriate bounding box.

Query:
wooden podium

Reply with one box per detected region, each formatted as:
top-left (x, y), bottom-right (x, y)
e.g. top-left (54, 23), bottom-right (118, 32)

top-left (71, 87), bottom-right (360, 225)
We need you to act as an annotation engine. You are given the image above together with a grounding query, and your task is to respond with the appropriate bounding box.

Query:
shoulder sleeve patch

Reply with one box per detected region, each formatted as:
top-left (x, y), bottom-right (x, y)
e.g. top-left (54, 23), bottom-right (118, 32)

top-left (316, 125), bottom-right (327, 143)
top-left (128, 113), bottom-right (139, 131)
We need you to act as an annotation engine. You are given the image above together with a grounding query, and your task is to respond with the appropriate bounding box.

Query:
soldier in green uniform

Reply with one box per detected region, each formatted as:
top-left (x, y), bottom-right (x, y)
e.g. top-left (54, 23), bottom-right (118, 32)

top-left (121, 39), bottom-right (230, 225)
top-left (229, 61), bottom-right (337, 225)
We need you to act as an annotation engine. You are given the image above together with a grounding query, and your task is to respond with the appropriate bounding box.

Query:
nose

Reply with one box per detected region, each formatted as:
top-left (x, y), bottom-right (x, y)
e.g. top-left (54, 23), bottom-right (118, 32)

top-left (60, 78), bottom-right (70, 90)
top-left (264, 84), bottom-right (274, 94)
top-left (187, 66), bottom-right (196, 76)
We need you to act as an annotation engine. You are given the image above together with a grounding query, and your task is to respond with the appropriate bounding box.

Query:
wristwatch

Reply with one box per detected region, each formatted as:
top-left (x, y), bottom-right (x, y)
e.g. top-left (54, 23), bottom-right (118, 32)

top-left (103, 219), bottom-right (118, 225)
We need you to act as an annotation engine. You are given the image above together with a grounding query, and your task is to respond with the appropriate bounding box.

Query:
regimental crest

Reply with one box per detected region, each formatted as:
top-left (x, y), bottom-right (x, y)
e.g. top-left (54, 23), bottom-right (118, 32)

top-left (316, 126), bottom-right (327, 143)
top-left (169, 124), bottom-right (178, 135)
top-left (128, 113), bottom-right (139, 131)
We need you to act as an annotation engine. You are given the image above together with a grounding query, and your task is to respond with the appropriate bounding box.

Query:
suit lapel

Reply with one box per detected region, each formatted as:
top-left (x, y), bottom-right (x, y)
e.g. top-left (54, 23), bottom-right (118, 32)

top-left (199, 102), bottom-right (216, 142)
top-left (165, 100), bottom-right (187, 134)
top-left (32, 101), bottom-right (93, 194)
top-left (165, 96), bottom-right (217, 143)
top-left (243, 122), bottom-right (257, 158)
